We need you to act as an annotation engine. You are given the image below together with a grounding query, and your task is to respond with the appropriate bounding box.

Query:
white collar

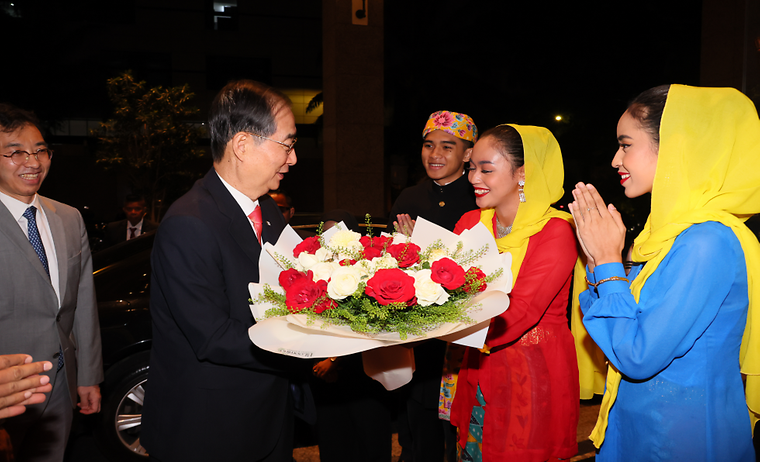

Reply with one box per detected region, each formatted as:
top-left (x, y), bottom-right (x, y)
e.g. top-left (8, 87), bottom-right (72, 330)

top-left (216, 171), bottom-right (259, 217)
top-left (0, 191), bottom-right (41, 221)
top-left (433, 170), bottom-right (466, 187)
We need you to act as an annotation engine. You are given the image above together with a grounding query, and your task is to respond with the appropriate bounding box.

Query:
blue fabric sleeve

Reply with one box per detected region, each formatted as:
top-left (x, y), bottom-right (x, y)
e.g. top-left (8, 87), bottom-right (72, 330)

top-left (578, 265), bottom-right (600, 310)
top-left (579, 262), bottom-right (631, 311)
top-left (581, 223), bottom-right (742, 380)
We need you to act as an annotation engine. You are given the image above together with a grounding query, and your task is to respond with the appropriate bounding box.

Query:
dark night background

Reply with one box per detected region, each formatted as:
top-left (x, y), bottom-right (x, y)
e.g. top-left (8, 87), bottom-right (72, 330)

top-left (0, 0), bottom-right (712, 236)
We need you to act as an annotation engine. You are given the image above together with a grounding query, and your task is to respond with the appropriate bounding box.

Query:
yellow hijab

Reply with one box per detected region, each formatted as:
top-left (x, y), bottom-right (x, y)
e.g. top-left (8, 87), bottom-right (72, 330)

top-left (477, 125), bottom-right (571, 278)
top-left (590, 85), bottom-right (760, 447)
top-left (478, 125), bottom-right (602, 396)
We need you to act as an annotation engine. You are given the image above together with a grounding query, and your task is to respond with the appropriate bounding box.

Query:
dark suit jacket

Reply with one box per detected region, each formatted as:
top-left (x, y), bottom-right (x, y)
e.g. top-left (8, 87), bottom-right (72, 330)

top-left (0, 196), bottom-right (103, 407)
top-left (142, 169), bottom-right (310, 461)
top-left (101, 218), bottom-right (158, 248)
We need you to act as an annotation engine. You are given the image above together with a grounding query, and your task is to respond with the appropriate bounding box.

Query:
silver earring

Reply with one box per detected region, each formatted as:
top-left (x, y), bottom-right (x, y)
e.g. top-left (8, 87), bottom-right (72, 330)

top-left (518, 180), bottom-right (526, 203)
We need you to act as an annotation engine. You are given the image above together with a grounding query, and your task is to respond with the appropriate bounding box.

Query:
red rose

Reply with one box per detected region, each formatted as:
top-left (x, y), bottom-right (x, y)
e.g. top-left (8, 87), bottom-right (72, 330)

top-left (363, 246), bottom-right (383, 260)
top-left (386, 243), bottom-right (421, 268)
top-left (293, 236), bottom-right (321, 257)
top-left (430, 258), bottom-right (466, 290)
top-left (365, 268), bottom-right (416, 305)
top-left (314, 295), bottom-right (337, 314)
top-left (463, 267), bottom-right (488, 294)
top-left (360, 235), bottom-right (391, 249)
top-left (339, 258), bottom-right (357, 266)
top-left (285, 277), bottom-right (327, 312)
top-left (278, 268), bottom-right (313, 291)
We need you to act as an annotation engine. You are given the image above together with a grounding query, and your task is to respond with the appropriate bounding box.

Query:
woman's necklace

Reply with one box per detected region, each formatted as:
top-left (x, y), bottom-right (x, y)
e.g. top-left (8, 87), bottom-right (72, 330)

top-left (496, 217), bottom-right (512, 238)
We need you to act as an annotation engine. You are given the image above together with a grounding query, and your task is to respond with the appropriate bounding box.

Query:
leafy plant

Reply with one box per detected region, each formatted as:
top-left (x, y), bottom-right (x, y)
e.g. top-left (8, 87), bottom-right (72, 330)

top-left (91, 71), bottom-right (205, 220)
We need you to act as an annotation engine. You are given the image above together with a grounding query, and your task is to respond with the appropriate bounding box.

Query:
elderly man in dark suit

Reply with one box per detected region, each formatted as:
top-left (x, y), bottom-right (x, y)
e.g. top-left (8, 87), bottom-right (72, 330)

top-left (0, 104), bottom-right (102, 462)
top-left (142, 80), bottom-right (310, 461)
top-left (101, 194), bottom-right (158, 248)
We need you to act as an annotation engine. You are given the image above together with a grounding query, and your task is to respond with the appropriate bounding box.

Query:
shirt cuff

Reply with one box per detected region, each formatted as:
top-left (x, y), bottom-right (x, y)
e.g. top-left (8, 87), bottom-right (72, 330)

top-left (593, 262), bottom-right (630, 297)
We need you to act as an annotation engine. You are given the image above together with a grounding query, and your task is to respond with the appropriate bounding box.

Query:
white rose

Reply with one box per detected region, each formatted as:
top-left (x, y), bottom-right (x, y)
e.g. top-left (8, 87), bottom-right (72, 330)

top-left (391, 233), bottom-right (410, 245)
top-left (413, 269), bottom-right (450, 306)
top-left (327, 266), bottom-right (362, 299)
top-left (354, 259), bottom-right (375, 278)
top-left (311, 262), bottom-right (338, 282)
top-left (315, 247), bottom-right (333, 262)
top-left (329, 229), bottom-right (363, 252)
top-left (427, 248), bottom-right (450, 263)
top-left (298, 252), bottom-right (320, 270)
top-left (373, 254), bottom-right (398, 270)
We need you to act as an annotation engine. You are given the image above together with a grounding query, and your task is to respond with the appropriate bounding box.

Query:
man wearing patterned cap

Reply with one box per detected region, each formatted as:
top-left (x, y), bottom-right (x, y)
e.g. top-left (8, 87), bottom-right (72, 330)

top-left (389, 110), bottom-right (478, 233)
top-left (388, 110), bottom-right (478, 462)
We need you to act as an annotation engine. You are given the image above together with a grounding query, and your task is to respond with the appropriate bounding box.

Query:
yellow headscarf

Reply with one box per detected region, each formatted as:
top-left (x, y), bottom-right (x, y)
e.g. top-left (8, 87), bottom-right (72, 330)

top-left (478, 125), bottom-right (602, 395)
top-left (590, 85), bottom-right (760, 447)
top-left (477, 125), bottom-right (570, 278)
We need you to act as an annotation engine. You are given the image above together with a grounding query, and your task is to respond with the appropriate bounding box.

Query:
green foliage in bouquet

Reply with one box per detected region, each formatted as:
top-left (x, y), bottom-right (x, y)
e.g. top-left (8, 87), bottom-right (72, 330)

top-left (250, 217), bottom-right (503, 340)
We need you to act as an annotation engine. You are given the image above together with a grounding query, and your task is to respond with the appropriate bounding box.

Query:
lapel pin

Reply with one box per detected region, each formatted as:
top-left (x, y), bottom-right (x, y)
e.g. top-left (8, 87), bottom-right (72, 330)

top-left (266, 221), bottom-right (271, 226)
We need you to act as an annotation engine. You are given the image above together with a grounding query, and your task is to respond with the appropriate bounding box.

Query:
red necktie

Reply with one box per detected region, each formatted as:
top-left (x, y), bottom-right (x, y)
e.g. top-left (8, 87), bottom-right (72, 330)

top-left (248, 205), bottom-right (262, 245)
top-left (129, 227), bottom-right (137, 240)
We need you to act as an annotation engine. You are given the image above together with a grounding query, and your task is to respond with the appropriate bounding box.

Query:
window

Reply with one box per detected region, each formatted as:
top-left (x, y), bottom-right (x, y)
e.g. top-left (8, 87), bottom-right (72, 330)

top-left (209, 1), bottom-right (238, 31)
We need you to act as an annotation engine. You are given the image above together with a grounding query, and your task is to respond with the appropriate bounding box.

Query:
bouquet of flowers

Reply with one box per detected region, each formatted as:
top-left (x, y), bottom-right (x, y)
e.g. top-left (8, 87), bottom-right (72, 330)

top-left (248, 217), bottom-right (512, 362)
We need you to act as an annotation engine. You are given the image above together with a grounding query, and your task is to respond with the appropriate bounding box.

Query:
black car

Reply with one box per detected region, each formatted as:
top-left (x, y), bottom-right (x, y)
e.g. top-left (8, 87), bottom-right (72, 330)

top-left (92, 233), bottom-right (154, 461)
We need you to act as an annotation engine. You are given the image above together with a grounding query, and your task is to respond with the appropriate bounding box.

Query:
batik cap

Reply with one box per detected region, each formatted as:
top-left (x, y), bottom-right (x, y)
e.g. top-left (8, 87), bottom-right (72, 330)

top-left (422, 110), bottom-right (478, 143)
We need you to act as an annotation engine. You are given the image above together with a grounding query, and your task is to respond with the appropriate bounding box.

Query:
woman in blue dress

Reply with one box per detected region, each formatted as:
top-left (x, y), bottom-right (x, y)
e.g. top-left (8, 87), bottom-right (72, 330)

top-left (570, 84), bottom-right (760, 461)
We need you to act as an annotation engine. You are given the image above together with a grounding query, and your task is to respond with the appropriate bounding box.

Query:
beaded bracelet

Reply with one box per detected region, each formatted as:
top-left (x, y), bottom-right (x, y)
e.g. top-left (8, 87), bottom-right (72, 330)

top-left (585, 275), bottom-right (629, 288)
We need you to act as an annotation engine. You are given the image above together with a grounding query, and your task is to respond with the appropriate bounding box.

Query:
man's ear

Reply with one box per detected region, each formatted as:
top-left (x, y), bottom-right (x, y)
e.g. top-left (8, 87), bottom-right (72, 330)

top-left (231, 132), bottom-right (250, 161)
top-left (463, 148), bottom-right (472, 162)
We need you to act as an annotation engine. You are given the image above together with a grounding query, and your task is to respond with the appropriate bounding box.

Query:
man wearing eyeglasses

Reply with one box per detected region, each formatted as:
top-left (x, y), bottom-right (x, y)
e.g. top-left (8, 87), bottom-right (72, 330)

top-left (142, 80), bottom-right (312, 462)
top-left (0, 103), bottom-right (102, 462)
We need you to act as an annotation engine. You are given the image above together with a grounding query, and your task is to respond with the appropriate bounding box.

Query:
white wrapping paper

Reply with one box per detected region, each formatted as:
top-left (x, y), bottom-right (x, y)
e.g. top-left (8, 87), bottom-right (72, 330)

top-left (248, 217), bottom-right (512, 389)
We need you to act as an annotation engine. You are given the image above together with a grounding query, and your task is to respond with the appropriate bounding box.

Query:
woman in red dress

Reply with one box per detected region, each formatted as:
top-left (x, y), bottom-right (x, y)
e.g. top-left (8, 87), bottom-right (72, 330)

top-left (450, 124), bottom-right (579, 461)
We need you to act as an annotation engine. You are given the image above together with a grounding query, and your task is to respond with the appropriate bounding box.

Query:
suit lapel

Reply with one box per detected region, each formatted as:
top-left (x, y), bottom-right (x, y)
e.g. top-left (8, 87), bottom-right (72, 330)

top-left (259, 194), bottom-right (285, 246)
top-left (0, 200), bottom-right (52, 284)
top-left (204, 170), bottom-right (261, 267)
top-left (39, 197), bottom-right (68, 305)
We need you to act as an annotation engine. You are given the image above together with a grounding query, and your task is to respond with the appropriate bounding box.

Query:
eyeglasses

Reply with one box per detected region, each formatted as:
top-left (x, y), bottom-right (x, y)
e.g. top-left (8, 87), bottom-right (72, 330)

top-left (2, 148), bottom-right (54, 165)
top-left (247, 132), bottom-right (297, 154)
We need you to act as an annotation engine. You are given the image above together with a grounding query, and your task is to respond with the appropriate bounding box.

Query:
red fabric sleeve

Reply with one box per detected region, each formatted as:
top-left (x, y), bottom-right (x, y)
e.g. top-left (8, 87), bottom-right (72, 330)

top-left (485, 218), bottom-right (577, 348)
top-left (453, 209), bottom-right (484, 235)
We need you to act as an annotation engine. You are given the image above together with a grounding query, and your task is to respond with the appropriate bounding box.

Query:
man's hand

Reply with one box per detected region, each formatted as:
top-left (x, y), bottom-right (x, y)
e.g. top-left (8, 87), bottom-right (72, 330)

top-left (312, 358), bottom-right (340, 383)
top-left (0, 354), bottom-right (53, 419)
top-left (393, 214), bottom-right (416, 237)
top-left (77, 385), bottom-right (101, 415)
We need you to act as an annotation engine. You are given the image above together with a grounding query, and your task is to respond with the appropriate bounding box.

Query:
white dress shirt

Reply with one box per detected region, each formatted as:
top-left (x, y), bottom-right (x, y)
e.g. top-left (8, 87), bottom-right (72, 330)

top-left (216, 171), bottom-right (261, 241)
top-left (127, 218), bottom-right (144, 240)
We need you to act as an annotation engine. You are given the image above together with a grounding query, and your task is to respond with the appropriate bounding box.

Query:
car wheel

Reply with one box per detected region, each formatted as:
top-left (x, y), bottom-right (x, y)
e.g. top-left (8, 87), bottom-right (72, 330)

top-left (95, 353), bottom-right (150, 461)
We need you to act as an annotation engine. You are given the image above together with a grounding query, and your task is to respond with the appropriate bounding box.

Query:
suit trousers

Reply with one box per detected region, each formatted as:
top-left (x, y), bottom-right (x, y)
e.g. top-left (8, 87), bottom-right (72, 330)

top-left (6, 367), bottom-right (73, 462)
top-left (149, 388), bottom-right (293, 462)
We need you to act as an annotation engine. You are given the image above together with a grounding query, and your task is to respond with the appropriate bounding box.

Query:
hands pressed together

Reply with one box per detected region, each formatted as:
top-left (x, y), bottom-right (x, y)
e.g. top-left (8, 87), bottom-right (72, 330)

top-left (568, 183), bottom-right (626, 272)
top-left (0, 354), bottom-right (53, 420)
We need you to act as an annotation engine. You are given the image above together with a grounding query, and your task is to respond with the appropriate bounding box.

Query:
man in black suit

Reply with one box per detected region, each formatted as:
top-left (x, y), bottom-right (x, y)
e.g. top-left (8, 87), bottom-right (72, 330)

top-left (141, 80), bottom-right (309, 461)
top-left (101, 194), bottom-right (158, 248)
